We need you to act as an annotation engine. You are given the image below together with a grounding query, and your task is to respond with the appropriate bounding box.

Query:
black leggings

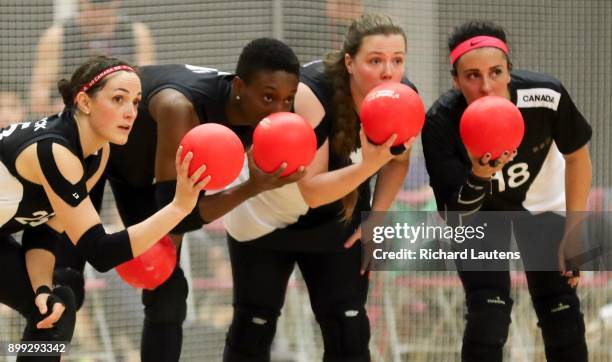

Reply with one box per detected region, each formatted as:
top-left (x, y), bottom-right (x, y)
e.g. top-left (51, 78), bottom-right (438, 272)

top-left (458, 212), bottom-right (577, 299)
top-left (0, 234), bottom-right (75, 362)
top-left (457, 212), bottom-right (587, 362)
top-left (224, 221), bottom-right (370, 362)
top-left (0, 235), bottom-right (38, 321)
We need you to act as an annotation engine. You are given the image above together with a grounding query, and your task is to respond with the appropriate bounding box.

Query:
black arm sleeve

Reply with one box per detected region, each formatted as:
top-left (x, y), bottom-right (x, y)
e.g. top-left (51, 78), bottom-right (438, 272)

top-left (422, 105), bottom-right (489, 217)
top-left (74, 224), bottom-right (133, 272)
top-left (155, 180), bottom-right (206, 233)
top-left (21, 223), bottom-right (63, 254)
top-left (452, 173), bottom-right (490, 212)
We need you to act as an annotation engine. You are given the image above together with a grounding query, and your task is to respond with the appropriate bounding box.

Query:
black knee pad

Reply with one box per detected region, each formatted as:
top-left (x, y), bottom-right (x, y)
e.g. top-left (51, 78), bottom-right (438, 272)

top-left (53, 267), bottom-right (86, 310)
top-left (316, 306), bottom-right (370, 361)
top-left (142, 267), bottom-right (188, 325)
top-left (535, 294), bottom-right (587, 362)
top-left (463, 290), bottom-right (513, 361)
top-left (225, 307), bottom-right (279, 360)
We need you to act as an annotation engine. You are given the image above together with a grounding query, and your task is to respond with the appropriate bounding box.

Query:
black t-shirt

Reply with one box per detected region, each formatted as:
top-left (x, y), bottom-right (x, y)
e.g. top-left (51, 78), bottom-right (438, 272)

top-left (106, 64), bottom-right (252, 187)
top-left (296, 60), bottom-right (418, 226)
top-left (423, 69), bottom-right (592, 212)
top-left (0, 110), bottom-right (103, 233)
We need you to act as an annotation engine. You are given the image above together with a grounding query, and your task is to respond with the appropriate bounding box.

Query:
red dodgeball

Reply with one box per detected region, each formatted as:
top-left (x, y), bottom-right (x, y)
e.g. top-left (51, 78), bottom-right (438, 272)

top-left (252, 112), bottom-right (317, 177)
top-left (460, 96), bottom-right (525, 160)
top-left (180, 123), bottom-right (245, 190)
top-left (360, 82), bottom-right (425, 146)
top-left (116, 235), bottom-right (177, 290)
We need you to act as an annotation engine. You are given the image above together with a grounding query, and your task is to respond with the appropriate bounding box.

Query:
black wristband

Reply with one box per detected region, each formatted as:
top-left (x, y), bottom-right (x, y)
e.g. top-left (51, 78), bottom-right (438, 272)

top-left (468, 172), bottom-right (491, 185)
top-left (364, 135), bottom-right (407, 156)
top-left (390, 144), bottom-right (406, 155)
top-left (35, 285), bottom-right (52, 296)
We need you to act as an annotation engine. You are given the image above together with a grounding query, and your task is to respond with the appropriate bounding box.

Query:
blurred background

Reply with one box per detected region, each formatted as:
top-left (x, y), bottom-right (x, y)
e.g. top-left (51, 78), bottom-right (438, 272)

top-left (1, 0), bottom-right (611, 361)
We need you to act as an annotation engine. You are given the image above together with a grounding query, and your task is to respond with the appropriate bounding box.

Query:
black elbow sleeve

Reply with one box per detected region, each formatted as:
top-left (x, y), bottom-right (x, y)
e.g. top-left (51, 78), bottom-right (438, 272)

top-left (74, 224), bottom-right (133, 272)
top-left (155, 180), bottom-right (206, 233)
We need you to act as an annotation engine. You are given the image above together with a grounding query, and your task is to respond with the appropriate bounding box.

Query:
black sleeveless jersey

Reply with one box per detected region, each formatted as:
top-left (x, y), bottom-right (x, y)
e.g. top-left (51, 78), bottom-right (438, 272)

top-left (296, 60), bottom-right (419, 226)
top-left (423, 69), bottom-right (592, 212)
top-left (105, 64), bottom-right (252, 187)
top-left (0, 111), bottom-right (103, 233)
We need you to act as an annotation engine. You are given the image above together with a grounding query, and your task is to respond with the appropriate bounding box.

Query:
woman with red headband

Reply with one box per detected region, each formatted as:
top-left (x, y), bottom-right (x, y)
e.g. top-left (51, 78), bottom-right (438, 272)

top-left (422, 20), bottom-right (591, 361)
top-left (0, 55), bottom-right (206, 361)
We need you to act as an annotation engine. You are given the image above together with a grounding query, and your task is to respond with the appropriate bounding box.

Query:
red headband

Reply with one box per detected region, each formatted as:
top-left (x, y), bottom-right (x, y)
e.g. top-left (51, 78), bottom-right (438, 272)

top-left (449, 36), bottom-right (509, 65)
top-left (78, 65), bottom-right (135, 94)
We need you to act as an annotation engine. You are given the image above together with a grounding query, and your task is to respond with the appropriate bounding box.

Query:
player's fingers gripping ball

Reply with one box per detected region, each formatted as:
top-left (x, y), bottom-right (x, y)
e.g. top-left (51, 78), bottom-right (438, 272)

top-left (460, 95), bottom-right (525, 160)
top-left (360, 82), bottom-right (426, 145)
top-left (180, 123), bottom-right (245, 190)
top-left (116, 235), bottom-right (177, 290)
top-left (252, 112), bottom-right (317, 177)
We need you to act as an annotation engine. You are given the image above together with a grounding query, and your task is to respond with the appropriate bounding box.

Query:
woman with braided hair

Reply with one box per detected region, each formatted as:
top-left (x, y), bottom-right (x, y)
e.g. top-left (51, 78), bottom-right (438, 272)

top-left (221, 14), bottom-right (417, 361)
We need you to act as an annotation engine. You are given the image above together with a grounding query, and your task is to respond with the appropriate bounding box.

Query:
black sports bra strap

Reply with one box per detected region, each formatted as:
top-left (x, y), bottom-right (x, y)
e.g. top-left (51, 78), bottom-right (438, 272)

top-left (37, 138), bottom-right (88, 207)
